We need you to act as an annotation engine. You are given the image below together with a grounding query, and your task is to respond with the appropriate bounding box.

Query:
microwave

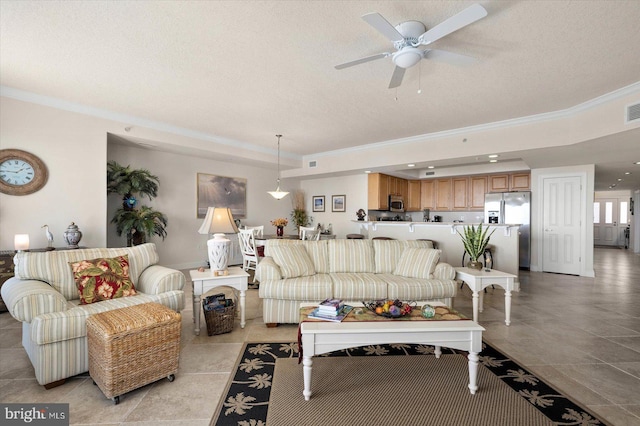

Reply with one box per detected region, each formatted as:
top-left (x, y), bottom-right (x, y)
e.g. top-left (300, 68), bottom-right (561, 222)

top-left (389, 195), bottom-right (405, 212)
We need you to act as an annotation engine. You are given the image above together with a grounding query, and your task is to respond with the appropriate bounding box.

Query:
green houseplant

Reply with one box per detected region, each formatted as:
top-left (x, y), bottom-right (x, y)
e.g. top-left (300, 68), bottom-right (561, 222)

top-left (458, 223), bottom-right (495, 269)
top-left (290, 189), bottom-right (313, 231)
top-left (107, 161), bottom-right (168, 246)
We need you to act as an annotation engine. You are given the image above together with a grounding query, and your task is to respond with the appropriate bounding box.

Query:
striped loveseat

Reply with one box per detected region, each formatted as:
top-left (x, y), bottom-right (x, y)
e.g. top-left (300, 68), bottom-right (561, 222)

top-left (1, 243), bottom-right (185, 388)
top-left (257, 239), bottom-right (457, 325)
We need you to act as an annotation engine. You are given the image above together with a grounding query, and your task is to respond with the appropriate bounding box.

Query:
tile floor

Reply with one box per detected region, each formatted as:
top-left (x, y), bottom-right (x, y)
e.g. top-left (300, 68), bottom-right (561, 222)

top-left (0, 247), bottom-right (639, 425)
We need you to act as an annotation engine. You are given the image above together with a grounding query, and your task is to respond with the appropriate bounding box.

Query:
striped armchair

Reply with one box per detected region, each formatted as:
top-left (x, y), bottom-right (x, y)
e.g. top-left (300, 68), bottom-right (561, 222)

top-left (1, 243), bottom-right (185, 388)
top-left (257, 239), bottom-right (457, 325)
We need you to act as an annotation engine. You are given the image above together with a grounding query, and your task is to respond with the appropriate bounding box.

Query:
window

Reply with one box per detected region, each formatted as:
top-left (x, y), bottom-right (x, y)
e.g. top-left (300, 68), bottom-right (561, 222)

top-left (605, 202), bottom-right (613, 224)
top-left (620, 201), bottom-right (628, 224)
top-left (593, 202), bottom-right (600, 224)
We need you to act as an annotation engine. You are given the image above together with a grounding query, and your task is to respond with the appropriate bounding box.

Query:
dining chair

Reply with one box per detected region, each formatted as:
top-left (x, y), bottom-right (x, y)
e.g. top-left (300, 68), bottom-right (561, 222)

top-left (237, 228), bottom-right (260, 273)
top-left (298, 226), bottom-right (316, 240)
top-left (243, 225), bottom-right (264, 238)
top-left (301, 229), bottom-right (321, 241)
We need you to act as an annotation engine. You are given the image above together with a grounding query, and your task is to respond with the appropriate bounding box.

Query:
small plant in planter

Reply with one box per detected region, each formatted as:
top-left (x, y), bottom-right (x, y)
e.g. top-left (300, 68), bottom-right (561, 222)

top-left (458, 223), bottom-right (495, 270)
top-left (290, 189), bottom-right (313, 232)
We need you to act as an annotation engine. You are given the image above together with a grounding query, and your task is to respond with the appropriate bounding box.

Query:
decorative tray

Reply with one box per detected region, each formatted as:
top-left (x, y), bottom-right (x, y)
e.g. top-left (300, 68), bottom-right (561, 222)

top-left (362, 300), bottom-right (417, 318)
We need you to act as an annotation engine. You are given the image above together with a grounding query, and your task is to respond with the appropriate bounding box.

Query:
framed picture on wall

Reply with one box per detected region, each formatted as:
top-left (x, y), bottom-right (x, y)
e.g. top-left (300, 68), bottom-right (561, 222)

top-left (197, 173), bottom-right (247, 218)
top-left (312, 195), bottom-right (325, 212)
top-left (332, 195), bottom-right (346, 212)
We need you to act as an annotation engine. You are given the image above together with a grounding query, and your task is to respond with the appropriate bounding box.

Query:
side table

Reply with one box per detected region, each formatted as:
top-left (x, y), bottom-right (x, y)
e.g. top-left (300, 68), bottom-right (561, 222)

top-left (455, 267), bottom-right (519, 326)
top-left (189, 267), bottom-right (249, 336)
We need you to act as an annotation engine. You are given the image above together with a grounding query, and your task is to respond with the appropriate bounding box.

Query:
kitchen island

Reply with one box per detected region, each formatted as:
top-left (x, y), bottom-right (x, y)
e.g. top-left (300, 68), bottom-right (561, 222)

top-left (352, 221), bottom-right (521, 278)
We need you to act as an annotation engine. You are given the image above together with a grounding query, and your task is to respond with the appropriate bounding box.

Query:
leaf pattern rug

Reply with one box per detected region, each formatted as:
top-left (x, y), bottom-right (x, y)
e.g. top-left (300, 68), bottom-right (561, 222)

top-left (211, 341), bottom-right (607, 426)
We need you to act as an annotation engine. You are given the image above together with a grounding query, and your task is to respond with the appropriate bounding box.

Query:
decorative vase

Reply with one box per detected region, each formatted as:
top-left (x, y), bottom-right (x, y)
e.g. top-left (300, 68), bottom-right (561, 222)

top-left (467, 260), bottom-right (483, 270)
top-left (63, 222), bottom-right (83, 249)
top-left (276, 226), bottom-right (284, 237)
top-left (207, 234), bottom-right (230, 271)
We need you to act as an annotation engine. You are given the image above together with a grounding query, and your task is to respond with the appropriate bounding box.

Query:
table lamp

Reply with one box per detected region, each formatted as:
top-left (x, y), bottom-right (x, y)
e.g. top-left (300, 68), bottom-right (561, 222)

top-left (198, 207), bottom-right (238, 271)
top-left (14, 234), bottom-right (30, 252)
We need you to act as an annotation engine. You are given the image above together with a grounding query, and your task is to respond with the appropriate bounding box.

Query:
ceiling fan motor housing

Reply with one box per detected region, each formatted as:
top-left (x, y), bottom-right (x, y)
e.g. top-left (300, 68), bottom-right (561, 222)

top-left (392, 21), bottom-right (427, 68)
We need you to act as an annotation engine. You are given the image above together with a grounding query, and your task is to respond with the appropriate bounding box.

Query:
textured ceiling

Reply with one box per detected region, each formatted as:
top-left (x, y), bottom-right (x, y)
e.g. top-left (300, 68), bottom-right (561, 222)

top-left (1, 1), bottom-right (640, 190)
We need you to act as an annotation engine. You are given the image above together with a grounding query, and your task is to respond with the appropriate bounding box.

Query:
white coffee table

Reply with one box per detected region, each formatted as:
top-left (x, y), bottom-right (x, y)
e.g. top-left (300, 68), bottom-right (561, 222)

top-left (189, 267), bottom-right (249, 336)
top-left (299, 314), bottom-right (484, 400)
top-left (455, 267), bottom-right (519, 326)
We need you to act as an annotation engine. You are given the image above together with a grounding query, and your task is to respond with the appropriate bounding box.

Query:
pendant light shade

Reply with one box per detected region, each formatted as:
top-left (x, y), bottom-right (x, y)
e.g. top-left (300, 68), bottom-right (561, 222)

top-left (268, 134), bottom-right (289, 200)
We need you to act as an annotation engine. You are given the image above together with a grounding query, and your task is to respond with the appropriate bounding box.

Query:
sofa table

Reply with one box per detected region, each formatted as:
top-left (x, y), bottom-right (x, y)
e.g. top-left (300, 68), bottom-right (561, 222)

top-left (455, 267), bottom-right (519, 326)
top-left (299, 303), bottom-right (484, 400)
top-left (189, 267), bottom-right (249, 336)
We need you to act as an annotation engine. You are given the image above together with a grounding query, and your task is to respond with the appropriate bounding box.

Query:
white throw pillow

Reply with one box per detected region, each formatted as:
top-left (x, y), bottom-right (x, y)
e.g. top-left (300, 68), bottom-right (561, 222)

top-left (269, 244), bottom-right (316, 279)
top-left (393, 248), bottom-right (441, 279)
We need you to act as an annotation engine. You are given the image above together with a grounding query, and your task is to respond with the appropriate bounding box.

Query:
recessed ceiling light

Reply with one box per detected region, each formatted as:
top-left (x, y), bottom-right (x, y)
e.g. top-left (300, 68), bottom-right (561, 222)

top-left (617, 178), bottom-right (623, 181)
top-left (611, 183), bottom-right (617, 187)
top-left (635, 162), bottom-right (640, 165)
top-left (625, 171), bottom-right (631, 175)
top-left (489, 159), bottom-right (498, 163)
top-left (364, 170), bottom-right (372, 174)
top-left (407, 164), bottom-right (415, 167)
top-left (488, 154), bottom-right (499, 158)
top-left (427, 166), bottom-right (435, 169)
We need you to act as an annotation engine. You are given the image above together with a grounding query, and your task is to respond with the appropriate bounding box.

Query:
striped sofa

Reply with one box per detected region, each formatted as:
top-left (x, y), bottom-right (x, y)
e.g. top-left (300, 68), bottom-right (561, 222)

top-left (1, 243), bottom-right (185, 388)
top-left (257, 239), bottom-right (457, 325)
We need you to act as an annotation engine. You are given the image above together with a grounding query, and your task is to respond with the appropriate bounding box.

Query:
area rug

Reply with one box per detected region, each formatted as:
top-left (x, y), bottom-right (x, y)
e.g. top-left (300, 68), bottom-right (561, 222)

top-left (211, 342), bottom-right (607, 426)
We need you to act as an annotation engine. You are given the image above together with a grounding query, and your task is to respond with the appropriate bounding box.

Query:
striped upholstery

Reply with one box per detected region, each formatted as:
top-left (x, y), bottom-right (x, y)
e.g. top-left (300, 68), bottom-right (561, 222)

top-left (373, 240), bottom-right (406, 273)
top-left (406, 240), bottom-right (435, 249)
top-left (330, 273), bottom-right (388, 300)
top-left (259, 274), bottom-right (332, 301)
top-left (301, 240), bottom-right (329, 273)
top-left (434, 263), bottom-right (456, 280)
top-left (14, 244), bottom-right (160, 300)
top-left (381, 274), bottom-right (457, 300)
top-left (2, 243), bottom-right (185, 387)
top-left (328, 239), bottom-right (375, 273)
top-left (393, 248), bottom-right (441, 279)
top-left (269, 244), bottom-right (316, 278)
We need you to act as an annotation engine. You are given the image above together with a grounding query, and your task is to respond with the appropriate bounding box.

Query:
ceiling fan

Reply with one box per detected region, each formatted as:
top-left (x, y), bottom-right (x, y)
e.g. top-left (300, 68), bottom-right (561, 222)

top-left (335, 3), bottom-right (488, 89)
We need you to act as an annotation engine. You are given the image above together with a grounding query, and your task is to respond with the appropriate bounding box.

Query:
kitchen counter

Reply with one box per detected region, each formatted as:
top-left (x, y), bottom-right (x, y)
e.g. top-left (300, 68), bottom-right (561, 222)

top-left (351, 221), bottom-right (521, 278)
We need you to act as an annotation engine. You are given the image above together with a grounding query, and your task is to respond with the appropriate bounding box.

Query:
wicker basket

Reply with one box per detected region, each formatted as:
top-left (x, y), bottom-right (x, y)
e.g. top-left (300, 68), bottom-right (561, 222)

top-left (203, 304), bottom-right (236, 336)
top-left (86, 303), bottom-right (181, 404)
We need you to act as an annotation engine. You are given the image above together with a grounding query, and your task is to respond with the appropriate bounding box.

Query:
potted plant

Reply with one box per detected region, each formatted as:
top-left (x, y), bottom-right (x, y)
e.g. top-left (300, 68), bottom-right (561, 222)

top-left (107, 161), bottom-right (168, 246)
top-left (290, 189), bottom-right (313, 232)
top-left (458, 223), bottom-right (495, 270)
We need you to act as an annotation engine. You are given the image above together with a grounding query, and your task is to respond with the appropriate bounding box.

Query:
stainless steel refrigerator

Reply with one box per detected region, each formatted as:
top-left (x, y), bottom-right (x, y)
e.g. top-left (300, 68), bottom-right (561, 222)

top-left (484, 191), bottom-right (531, 269)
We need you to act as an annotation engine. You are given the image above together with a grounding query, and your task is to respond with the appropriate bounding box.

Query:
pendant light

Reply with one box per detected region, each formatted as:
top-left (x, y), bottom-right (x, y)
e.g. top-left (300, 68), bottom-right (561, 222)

top-left (267, 134), bottom-right (289, 200)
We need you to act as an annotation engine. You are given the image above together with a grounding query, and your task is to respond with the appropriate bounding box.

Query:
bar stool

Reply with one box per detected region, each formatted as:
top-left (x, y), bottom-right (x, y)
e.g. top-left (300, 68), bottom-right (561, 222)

top-left (346, 234), bottom-right (364, 239)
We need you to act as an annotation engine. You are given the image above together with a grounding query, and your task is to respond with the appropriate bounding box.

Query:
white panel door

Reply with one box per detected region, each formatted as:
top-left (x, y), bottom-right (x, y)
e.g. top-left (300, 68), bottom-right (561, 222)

top-left (543, 176), bottom-right (581, 275)
top-left (593, 198), bottom-right (619, 246)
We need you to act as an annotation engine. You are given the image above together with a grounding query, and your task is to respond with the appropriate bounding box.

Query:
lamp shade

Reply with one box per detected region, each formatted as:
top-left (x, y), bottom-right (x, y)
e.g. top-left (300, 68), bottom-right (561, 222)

top-left (14, 234), bottom-right (29, 251)
top-left (198, 207), bottom-right (239, 235)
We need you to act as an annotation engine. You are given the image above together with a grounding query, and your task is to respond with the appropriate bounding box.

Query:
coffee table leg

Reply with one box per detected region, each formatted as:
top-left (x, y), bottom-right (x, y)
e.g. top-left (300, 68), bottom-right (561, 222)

top-left (505, 290), bottom-right (512, 326)
top-left (303, 356), bottom-right (313, 401)
top-left (468, 352), bottom-right (479, 395)
top-left (434, 346), bottom-right (442, 358)
top-left (240, 289), bottom-right (246, 329)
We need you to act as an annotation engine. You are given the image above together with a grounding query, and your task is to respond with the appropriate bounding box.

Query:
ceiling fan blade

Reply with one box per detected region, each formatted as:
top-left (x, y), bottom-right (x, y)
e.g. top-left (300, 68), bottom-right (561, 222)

top-left (362, 12), bottom-right (404, 42)
top-left (335, 52), bottom-right (391, 70)
top-left (423, 49), bottom-right (477, 66)
top-left (388, 66), bottom-right (406, 89)
top-left (418, 3), bottom-right (487, 46)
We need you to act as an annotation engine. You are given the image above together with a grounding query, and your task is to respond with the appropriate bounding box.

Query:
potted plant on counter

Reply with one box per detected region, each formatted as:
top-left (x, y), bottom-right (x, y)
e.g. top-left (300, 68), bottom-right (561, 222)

top-left (458, 223), bottom-right (495, 270)
top-left (290, 189), bottom-right (313, 232)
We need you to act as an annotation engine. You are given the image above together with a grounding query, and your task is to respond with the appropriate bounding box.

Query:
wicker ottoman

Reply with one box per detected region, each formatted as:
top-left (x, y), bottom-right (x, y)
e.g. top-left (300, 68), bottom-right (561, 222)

top-left (87, 302), bottom-right (181, 404)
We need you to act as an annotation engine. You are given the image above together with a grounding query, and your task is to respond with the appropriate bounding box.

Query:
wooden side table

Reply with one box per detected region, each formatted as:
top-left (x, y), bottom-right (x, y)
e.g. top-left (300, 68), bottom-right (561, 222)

top-left (455, 267), bottom-right (519, 326)
top-left (189, 267), bottom-right (249, 336)
top-left (0, 250), bottom-right (16, 312)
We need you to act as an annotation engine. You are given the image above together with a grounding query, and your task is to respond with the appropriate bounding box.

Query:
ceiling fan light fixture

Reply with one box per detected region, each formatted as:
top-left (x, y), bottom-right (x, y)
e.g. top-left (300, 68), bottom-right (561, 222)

top-left (393, 47), bottom-right (423, 69)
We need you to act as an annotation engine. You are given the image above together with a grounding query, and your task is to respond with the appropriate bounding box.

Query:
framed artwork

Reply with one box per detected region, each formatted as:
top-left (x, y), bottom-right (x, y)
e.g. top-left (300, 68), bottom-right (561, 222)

top-left (312, 195), bottom-right (325, 212)
top-left (197, 173), bottom-right (247, 219)
top-left (332, 195), bottom-right (346, 212)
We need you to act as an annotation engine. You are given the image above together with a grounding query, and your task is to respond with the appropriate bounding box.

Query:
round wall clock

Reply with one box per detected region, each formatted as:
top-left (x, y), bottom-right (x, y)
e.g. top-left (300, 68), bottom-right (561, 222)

top-left (0, 149), bottom-right (49, 195)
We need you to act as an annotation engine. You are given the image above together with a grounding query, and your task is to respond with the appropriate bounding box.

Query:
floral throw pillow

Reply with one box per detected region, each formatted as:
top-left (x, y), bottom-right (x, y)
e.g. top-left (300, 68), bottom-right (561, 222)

top-left (69, 255), bottom-right (137, 305)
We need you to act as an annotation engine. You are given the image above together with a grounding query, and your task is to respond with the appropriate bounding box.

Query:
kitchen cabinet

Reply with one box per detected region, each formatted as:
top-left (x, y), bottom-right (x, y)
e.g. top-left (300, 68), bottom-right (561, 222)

top-left (420, 180), bottom-right (436, 210)
top-left (368, 173), bottom-right (389, 210)
top-left (406, 180), bottom-right (421, 211)
top-left (510, 173), bottom-right (530, 190)
top-left (435, 179), bottom-right (452, 211)
top-left (388, 176), bottom-right (408, 197)
top-left (452, 178), bottom-right (469, 210)
top-left (469, 176), bottom-right (488, 210)
top-left (488, 174), bottom-right (510, 192)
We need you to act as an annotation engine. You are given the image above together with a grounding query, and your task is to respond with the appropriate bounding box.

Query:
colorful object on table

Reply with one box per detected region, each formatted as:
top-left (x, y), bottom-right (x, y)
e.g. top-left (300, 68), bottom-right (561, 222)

top-left (271, 218), bottom-right (288, 227)
top-left (421, 304), bottom-right (436, 318)
top-left (363, 299), bottom-right (415, 318)
top-left (63, 222), bottom-right (83, 249)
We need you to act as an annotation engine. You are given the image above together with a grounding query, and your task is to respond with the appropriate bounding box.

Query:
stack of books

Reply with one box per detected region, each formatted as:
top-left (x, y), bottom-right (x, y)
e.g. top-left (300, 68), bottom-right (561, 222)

top-left (308, 299), bottom-right (353, 322)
